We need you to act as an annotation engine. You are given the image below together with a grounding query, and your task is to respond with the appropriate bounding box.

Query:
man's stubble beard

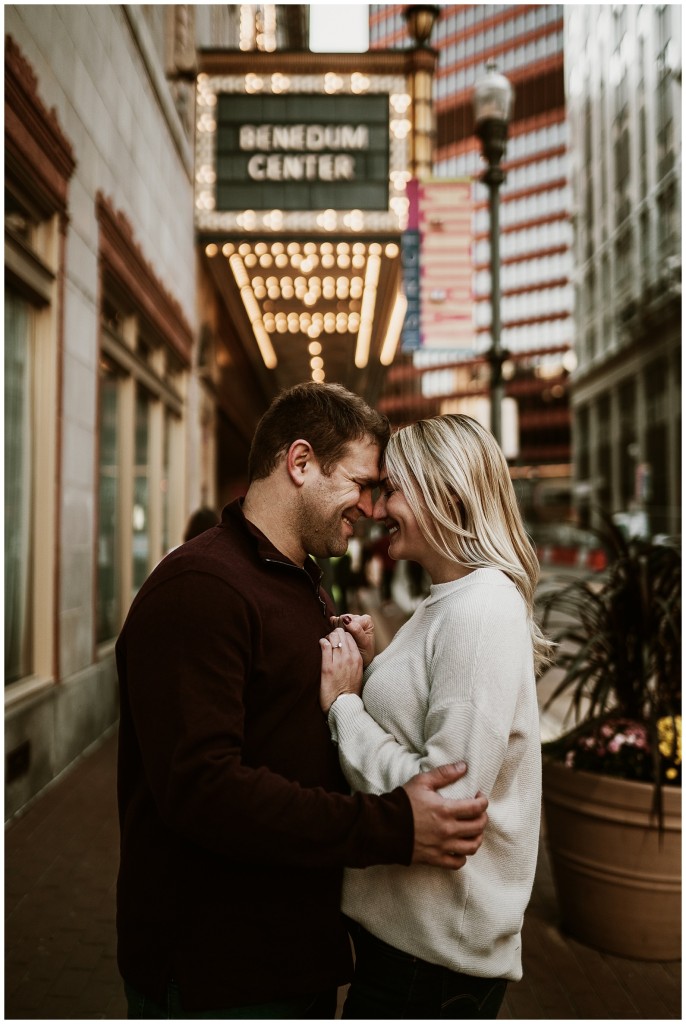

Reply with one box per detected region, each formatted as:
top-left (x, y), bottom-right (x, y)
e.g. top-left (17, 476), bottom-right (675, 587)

top-left (297, 489), bottom-right (349, 560)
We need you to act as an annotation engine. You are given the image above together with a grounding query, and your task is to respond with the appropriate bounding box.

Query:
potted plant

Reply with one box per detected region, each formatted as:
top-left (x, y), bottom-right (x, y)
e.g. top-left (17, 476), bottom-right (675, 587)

top-left (538, 517), bottom-right (681, 960)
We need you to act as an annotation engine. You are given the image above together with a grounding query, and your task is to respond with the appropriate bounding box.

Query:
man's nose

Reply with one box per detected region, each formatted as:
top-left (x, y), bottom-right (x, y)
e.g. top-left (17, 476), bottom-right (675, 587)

top-left (357, 488), bottom-right (374, 518)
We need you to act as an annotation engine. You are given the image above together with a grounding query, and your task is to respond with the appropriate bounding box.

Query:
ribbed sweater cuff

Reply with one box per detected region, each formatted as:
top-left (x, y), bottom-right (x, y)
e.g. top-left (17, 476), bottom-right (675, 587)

top-left (327, 692), bottom-right (365, 745)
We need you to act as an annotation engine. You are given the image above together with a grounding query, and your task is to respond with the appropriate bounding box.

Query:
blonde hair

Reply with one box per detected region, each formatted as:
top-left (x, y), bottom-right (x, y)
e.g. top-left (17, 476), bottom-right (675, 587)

top-left (384, 414), bottom-right (554, 675)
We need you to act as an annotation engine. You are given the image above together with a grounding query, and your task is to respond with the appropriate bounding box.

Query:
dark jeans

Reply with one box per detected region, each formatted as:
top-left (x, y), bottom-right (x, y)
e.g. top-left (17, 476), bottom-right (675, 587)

top-left (124, 979), bottom-right (338, 1019)
top-left (343, 923), bottom-right (508, 1020)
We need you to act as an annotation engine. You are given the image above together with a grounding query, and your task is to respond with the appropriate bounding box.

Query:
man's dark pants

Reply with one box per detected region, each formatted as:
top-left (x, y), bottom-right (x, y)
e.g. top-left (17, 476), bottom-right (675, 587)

top-left (124, 980), bottom-right (338, 1019)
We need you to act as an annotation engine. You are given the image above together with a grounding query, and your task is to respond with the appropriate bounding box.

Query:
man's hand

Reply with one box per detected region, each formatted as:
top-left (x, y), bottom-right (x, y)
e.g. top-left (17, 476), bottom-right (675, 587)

top-left (403, 762), bottom-right (488, 869)
top-left (330, 613), bottom-right (375, 668)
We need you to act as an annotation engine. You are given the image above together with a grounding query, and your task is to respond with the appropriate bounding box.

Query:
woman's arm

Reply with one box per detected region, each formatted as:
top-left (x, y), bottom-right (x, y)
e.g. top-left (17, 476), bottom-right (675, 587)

top-left (327, 590), bottom-right (531, 800)
top-left (328, 693), bottom-right (507, 799)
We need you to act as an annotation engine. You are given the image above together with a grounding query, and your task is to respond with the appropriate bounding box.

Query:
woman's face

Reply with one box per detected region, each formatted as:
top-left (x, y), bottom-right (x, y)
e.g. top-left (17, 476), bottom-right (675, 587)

top-left (372, 473), bottom-right (429, 566)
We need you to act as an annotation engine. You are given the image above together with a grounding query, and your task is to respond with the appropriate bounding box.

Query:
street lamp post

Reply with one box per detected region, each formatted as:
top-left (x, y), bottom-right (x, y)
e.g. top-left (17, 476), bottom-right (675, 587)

top-left (473, 61), bottom-right (514, 447)
top-left (404, 6), bottom-right (440, 181)
top-left (404, 4), bottom-right (440, 47)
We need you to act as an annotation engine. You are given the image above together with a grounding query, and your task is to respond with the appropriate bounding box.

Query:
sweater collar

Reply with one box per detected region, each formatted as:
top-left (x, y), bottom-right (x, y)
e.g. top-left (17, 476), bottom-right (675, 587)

top-left (221, 498), bottom-right (323, 589)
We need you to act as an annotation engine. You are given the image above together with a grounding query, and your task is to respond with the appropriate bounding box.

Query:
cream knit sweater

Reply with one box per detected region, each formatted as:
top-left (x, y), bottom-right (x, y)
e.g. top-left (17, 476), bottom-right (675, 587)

top-left (328, 567), bottom-right (541, 982)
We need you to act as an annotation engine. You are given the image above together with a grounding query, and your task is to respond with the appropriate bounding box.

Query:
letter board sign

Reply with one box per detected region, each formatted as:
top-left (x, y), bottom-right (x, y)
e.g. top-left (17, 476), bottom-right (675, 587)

top-left (215, 94), bottom-right (390, 212)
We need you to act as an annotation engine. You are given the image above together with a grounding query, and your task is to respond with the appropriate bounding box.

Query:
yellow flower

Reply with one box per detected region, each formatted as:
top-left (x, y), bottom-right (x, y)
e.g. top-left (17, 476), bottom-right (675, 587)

top-left (657, 715), bottom-right (682, 766)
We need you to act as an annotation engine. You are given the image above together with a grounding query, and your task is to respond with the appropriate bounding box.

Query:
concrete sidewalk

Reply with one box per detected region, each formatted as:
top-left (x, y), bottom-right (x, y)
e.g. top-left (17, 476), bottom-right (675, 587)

top-left (5, 727), bottom-right (126, 1019)
top-left (5, 596), bottom-right (682, 1019)
top-left (6, 727), bottom-right (681, 1021)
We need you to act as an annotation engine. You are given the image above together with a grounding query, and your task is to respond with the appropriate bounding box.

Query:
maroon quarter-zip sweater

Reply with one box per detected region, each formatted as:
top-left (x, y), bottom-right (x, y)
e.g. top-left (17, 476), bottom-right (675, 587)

top-left (116, 499), bottom-right (413, 1011)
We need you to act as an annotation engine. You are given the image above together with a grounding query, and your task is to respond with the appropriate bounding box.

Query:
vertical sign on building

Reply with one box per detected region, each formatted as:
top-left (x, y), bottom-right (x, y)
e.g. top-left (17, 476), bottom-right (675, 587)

top-left (401, 178), bottom-right (421, 351)
top-left (418, 179), bottom-right (474, 349)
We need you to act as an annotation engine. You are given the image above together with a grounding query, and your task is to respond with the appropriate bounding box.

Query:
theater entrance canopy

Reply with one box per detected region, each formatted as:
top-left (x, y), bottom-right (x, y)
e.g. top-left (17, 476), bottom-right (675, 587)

top-left (195, 49), bottom-right (435, 407)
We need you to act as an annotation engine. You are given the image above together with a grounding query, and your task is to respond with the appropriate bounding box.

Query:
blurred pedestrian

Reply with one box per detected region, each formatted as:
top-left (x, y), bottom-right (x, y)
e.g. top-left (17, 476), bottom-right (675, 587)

top-left (374, 534), bottom-right (396, 603)
top-left (183, 506), bottom-right (219, 542)
top-left (116, 387), bottom-right (488, 1019)
top-left (321, 414), bottom-right (553, 1020)
top-left (332, 552), bottom-right (353, 613)
top-left (364, 532), bottom-right (395, 603)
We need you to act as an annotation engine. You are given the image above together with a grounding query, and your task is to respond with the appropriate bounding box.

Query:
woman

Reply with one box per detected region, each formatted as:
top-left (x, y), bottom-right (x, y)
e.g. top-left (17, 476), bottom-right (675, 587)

top-left (320, 414), bottom-right (553, 1020)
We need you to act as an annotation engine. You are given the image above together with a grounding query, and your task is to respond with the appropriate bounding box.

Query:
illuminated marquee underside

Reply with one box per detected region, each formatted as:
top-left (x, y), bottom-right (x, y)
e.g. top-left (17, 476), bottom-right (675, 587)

top-left (196, 72), bottom-right (411, 234)
top-left (204, 238), bottom-right (404, 378)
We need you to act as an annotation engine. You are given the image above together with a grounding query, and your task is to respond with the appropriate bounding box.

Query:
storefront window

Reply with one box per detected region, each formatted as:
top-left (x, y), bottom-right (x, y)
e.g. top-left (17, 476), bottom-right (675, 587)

top-left (132, 385), bottom-right (151, 595)
top-left (4, 290), bottom-right (33, 683)
top-left (97, 358), bottom-right (121, 644)
top-left (162, 408), bottom-right (173, 556)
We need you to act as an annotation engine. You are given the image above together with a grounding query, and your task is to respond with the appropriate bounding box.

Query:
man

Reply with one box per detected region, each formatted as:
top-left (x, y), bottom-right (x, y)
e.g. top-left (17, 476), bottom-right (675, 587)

top-left (116, 382), bottom-right (488, 1018)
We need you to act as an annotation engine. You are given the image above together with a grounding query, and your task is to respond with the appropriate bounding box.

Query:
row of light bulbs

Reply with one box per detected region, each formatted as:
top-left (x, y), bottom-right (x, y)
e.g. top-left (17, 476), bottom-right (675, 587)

top-left (253, 276), bottom-right (364, 302)
top-left (198, 71), bottom-right (409, 101)
top-left (233, 71), bottom-right (407, 100)
top-left (204, 246), bottom-right (399, 280)
top-left (263, 311), bottom-right (361, 335)
top-left (242, 72), bottom-right (352, 95)
top-left (210, 241), bottom-right (399, 265)
top-left (197, 205), bottom-right (408, 233)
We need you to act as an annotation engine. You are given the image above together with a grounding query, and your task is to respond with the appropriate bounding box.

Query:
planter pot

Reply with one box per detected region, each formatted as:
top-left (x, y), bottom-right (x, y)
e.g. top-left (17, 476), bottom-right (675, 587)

top-left (542, 759), bottom-right (681, 960)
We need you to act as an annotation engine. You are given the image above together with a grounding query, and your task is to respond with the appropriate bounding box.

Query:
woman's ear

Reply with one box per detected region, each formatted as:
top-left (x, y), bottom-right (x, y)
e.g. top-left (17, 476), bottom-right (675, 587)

top-left (286, 439), bottom-right (313, 486)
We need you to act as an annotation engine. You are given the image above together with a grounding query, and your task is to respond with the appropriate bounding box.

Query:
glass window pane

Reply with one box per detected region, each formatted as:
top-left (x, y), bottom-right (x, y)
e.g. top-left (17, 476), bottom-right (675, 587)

top-left (162, 409), bottom-right (172, 556)
top-left (4, 290), bottom-right (33, 683)
top-left (97, 359), bottom-right (121, 643)
top-left (132, 385), bottom-right (151, 594)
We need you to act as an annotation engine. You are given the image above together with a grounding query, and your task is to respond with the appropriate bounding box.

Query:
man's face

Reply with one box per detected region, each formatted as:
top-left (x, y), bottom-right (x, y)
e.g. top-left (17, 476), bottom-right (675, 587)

top-left (298, 436), bottom-right (381, 558)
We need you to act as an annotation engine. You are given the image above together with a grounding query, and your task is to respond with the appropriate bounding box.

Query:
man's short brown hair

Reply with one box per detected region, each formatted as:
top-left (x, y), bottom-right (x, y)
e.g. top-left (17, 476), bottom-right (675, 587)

top-left (248, 382), bottom-right (390, 482)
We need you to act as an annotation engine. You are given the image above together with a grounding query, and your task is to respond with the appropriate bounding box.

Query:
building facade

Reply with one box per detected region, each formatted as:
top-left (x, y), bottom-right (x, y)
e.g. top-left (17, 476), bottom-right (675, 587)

top-left (370, 4), bottom-right (575, 522)
top-left (4, 4), bottom-right (241, 818)
top-left (564, 4), bottom-right (681, 538)
top-left (5, 6), bottom-right (197, 816)
top-left (3, 2), bottom-right (415, 817)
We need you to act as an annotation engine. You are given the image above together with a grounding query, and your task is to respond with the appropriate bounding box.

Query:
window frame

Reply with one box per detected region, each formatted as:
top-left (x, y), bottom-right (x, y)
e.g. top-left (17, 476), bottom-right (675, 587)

top-left (4, 36), bottom-right (75, 701)
top-left (94, 195), bottom-right (192, 650)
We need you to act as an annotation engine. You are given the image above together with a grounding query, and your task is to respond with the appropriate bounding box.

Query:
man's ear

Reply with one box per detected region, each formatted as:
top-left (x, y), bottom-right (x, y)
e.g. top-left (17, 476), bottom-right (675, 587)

top-left (286, 439), bottom-right (314, 486)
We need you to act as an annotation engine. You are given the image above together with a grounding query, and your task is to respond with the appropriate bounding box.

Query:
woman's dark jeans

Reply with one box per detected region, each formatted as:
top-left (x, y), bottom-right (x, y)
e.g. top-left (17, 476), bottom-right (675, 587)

top-left (343, 923), bottom-right (508, 1020)
top-left (124, 979), bottom-right (338, 1019)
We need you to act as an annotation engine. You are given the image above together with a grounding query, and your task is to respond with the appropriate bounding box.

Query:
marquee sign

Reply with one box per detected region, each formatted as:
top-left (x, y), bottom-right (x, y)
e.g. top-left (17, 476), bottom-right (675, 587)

top-left (195, 72), bottom-right (411, 234)
top-left (216, 94), bottom-right (389, 212)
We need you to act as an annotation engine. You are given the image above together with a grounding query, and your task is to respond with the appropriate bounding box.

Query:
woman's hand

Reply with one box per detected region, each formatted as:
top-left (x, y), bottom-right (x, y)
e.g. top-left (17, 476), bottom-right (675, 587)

top-left (319, 627), bottom-right (363, 714)
top-left (330, 613), bottom-right (375, 668)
